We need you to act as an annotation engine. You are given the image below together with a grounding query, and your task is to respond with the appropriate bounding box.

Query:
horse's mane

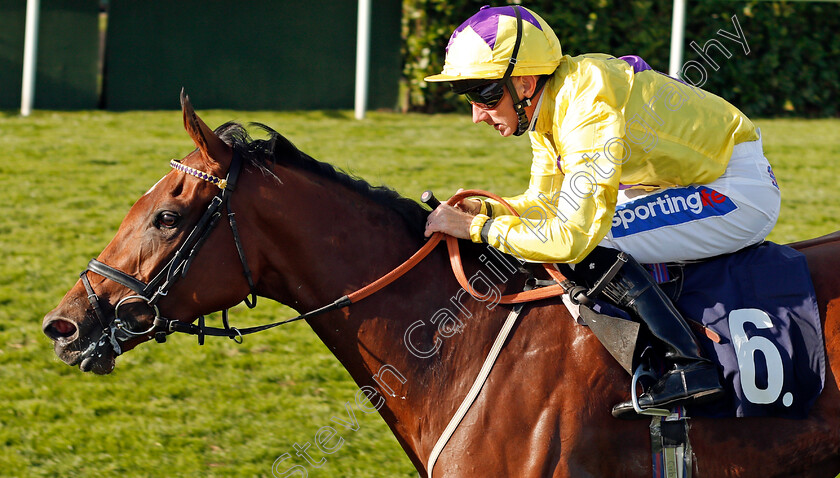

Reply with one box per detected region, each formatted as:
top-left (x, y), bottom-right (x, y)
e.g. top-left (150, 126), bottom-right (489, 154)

top-left (214, 122), bottom-right (430, 236)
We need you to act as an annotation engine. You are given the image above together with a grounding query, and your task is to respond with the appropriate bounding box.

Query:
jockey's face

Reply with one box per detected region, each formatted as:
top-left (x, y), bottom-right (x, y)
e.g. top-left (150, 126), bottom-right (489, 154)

top-left (470, 76), bottom-right (538, 138)
top-left (471, 85), bottom-right (518, 137)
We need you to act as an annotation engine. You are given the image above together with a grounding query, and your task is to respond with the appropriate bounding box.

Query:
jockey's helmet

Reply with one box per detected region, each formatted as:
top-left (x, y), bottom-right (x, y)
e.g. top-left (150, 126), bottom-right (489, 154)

top-left (424, 6), bottom-right (562, 83)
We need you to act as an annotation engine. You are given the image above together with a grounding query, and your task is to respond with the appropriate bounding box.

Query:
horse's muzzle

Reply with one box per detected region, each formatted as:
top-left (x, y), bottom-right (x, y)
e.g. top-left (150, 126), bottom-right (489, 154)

top-left (42, 312), bottom-right (117, 374)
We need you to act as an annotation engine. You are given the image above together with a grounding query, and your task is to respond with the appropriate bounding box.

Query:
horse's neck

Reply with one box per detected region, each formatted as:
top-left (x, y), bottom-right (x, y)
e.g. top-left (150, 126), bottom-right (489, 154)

top-left (244, 166), bottom-right (420, 308)
top-left (249, 165), bottom-right (507, 464)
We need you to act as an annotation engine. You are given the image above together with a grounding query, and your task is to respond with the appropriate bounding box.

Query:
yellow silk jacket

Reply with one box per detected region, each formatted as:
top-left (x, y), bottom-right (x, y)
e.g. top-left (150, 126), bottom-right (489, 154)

top-left (469, 53), bottom-right (758, 263)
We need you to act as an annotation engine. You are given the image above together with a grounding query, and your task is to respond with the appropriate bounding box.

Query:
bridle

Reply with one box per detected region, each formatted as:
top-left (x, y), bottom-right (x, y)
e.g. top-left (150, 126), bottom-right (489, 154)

top-left (79, 149), bottom-right (257, 355)
top-left (77, 149), bottom-right (570, 363)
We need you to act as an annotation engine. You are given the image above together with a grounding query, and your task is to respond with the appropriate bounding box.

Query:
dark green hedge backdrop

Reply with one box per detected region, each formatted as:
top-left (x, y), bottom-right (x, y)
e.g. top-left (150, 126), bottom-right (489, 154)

top-left (402, 0), bottom-right (840, 117)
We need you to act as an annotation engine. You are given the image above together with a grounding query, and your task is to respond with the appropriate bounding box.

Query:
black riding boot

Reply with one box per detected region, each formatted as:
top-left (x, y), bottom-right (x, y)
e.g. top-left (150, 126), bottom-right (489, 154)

top-left (572, 247), bottom-right (724, 419)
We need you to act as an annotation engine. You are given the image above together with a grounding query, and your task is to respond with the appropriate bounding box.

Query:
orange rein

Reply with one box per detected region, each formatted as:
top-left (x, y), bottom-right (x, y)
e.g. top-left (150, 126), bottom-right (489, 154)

top-left (347, 189), bottom-right (568, 305)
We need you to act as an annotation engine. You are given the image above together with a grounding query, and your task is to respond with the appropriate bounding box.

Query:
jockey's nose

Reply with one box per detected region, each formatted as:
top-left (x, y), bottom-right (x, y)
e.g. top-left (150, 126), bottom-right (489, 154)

top-left (472, 104), bottom-right (488, 124)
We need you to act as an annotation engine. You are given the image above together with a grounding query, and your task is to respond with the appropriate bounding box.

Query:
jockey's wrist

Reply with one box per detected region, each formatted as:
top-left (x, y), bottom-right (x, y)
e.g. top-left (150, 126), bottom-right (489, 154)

top-left (480, 219), bottom-right (494, 244)
top-left (469, 215), bottom-right (490, 243)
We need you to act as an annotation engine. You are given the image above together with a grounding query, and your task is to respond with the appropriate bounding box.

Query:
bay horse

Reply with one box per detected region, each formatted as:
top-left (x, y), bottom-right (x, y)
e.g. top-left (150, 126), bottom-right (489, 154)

top-left (42, 97), bottom-right (840, 477)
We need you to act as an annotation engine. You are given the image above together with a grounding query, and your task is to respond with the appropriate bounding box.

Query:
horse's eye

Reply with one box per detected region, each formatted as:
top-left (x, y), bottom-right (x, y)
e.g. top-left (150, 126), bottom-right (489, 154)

top-left (156, 211), bottom-right (180, 229)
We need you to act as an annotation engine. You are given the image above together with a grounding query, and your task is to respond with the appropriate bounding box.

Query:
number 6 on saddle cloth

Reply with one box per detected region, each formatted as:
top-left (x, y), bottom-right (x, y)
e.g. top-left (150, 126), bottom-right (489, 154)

top-left (561, 241), bottom-right (825, 420)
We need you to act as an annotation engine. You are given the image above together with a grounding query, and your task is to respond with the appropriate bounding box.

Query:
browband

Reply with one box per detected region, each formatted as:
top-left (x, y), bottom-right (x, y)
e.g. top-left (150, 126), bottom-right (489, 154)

top-left (170, 159), bottom-right (228, 189)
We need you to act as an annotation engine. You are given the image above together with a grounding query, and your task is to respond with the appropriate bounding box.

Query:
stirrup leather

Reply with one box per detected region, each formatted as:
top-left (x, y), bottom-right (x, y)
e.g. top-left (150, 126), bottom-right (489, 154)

top-left (569, 252), bottom-right (629, 306)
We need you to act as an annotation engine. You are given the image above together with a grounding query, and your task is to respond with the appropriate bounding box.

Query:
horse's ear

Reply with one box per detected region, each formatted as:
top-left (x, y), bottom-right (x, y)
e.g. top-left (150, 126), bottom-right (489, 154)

top-left (180, 88), bottom-right (232, 168)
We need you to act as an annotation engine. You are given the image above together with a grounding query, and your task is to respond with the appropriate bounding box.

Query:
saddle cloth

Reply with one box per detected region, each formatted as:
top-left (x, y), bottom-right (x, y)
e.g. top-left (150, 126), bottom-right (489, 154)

top-left (655, 241), bottom-right (825, 418)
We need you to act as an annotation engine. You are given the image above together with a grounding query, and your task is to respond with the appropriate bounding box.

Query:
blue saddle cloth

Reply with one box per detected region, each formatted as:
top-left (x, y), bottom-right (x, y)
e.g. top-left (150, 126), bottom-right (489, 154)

top-left (667, 242), bottom-right (825, 418)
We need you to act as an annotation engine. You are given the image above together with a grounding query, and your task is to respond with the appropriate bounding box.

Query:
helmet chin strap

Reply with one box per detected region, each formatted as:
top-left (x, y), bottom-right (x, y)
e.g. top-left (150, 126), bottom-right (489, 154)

top-left (493, 6), bottom-right (548, 137)
top-left (507, 75), bottom-right (549, 136)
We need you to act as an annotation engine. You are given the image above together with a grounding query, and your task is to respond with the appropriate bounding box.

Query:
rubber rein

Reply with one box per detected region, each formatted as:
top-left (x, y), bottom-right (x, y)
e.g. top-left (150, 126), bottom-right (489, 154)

top-left (351, 189), bottom-right (569, 303)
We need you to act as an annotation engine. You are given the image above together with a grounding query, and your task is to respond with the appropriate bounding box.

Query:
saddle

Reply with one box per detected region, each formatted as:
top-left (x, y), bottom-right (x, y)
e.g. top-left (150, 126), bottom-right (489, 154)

top-left (568, 241), bottom-right (825, 419)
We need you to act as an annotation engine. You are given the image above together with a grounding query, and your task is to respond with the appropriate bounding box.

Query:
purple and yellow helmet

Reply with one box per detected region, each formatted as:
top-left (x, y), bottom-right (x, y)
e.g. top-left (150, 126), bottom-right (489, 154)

top-left (424, 5), bottom-right (562, 83)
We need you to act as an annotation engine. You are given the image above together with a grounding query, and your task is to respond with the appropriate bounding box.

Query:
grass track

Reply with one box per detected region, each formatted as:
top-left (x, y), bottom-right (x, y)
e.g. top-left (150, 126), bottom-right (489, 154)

top-left (0, 109), bottom-right (838, 477)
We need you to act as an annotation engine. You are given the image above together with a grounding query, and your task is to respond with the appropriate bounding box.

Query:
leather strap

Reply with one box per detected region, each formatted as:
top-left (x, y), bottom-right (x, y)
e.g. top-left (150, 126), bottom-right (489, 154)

top-left (87, 258), bottom-right (148, 295)
top-left (346, 233), bottom-right (444, 303)
top-left (427, 301), bottom-right (526, 478)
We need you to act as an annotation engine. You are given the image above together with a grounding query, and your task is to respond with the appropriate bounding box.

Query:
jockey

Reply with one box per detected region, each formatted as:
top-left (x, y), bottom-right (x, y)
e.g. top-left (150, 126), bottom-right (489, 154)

top-left (423, 5), bottom-right (781, 418)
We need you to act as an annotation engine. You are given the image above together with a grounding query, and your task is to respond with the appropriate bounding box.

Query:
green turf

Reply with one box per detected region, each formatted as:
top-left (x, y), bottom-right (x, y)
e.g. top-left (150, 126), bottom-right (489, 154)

top-left (0, 109), bottom-right (837, 477)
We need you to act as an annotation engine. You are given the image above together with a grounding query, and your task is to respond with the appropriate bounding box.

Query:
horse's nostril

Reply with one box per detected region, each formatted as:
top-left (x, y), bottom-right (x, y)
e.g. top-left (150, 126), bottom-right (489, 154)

top-left (44, 319), bottom-right (78, 340)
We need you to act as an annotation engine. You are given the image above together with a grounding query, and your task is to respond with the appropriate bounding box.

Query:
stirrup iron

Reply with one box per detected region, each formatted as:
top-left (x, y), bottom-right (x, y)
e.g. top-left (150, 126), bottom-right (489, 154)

top-left (631, 363), bottom-right (670, 417)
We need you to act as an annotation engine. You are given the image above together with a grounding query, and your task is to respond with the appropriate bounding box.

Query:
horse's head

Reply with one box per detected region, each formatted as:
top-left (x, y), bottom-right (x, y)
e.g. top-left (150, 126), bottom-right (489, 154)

top-left (42, 92), bottom-right (256, 374)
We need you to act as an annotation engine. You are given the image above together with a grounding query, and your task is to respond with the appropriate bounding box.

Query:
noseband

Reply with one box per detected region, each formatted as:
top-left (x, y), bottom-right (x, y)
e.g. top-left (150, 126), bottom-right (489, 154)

top-left (79, 149), bottom-right (257, 355)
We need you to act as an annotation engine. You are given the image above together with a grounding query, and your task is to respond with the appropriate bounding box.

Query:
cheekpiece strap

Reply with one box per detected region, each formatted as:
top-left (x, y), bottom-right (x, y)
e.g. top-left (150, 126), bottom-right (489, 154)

top-left (170, 159), bottom-right (228, 190)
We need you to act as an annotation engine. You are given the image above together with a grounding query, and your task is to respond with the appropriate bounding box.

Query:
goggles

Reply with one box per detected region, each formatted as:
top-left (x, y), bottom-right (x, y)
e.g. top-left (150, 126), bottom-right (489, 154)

top-left (464, 82), bottom-right (506, 109)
